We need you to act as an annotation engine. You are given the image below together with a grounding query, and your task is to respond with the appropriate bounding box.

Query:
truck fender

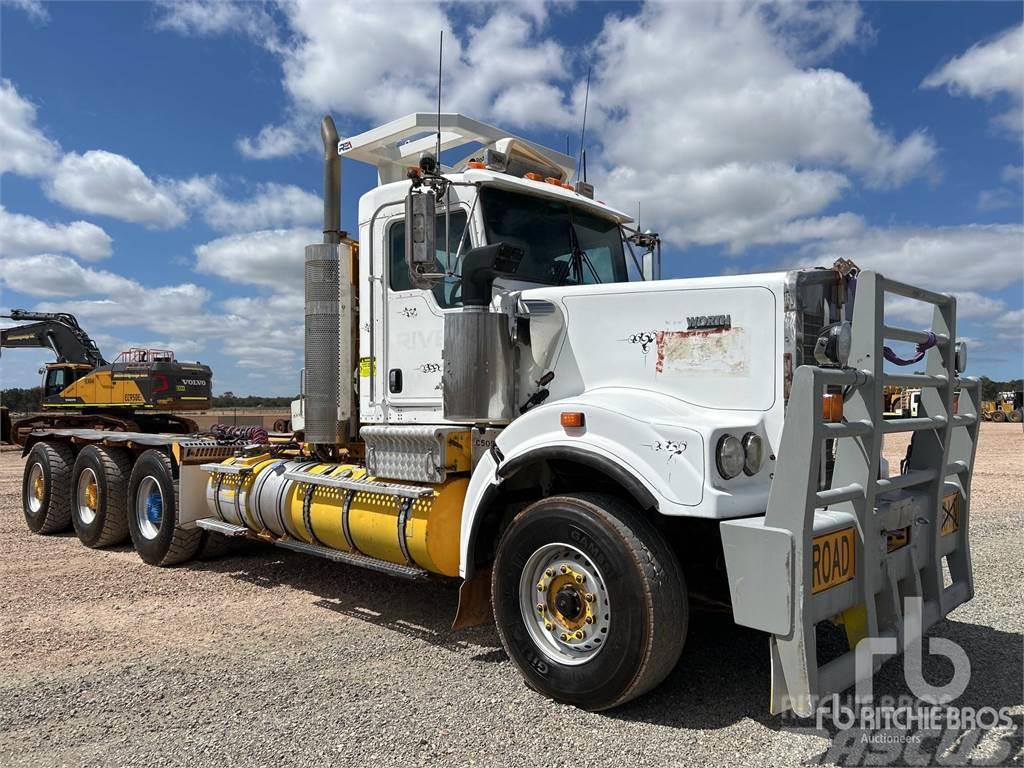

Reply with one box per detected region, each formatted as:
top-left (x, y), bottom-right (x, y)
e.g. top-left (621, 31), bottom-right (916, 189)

top-left (458, 390), bottom-right (706, 578)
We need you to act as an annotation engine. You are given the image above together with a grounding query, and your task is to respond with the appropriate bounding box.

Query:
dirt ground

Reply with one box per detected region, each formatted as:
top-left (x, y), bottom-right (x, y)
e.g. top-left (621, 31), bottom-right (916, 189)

top-left (0, 424), bottom-right (1021, 767)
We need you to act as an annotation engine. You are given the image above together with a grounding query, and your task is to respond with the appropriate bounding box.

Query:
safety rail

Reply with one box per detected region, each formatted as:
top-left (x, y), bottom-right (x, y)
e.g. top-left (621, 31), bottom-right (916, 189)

top-left (722, 270), bottom-right (981, 717)
top-left (113, 347), bottom-right (176, 364)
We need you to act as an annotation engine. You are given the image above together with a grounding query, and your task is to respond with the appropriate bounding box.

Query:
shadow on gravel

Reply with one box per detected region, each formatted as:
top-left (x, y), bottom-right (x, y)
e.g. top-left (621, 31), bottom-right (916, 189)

top-left (611, 614), bottom-right (1023, 731)
top-left (188, 546), bottom-right (504, 658)
top-left (188, 550), bottom-right (1022, 731)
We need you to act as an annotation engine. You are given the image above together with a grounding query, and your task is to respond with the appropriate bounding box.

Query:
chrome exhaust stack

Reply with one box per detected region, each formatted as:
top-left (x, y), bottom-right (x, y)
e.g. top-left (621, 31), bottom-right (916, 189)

top-left (303, 116), bottom-right (351, 446)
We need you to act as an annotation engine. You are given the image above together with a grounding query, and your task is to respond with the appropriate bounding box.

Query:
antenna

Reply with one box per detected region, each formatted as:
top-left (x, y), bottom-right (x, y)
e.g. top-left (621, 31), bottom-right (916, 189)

top-left (436, 29), bottom-right (443, 163)
top-left (575, 65), bottom-right (591, 182)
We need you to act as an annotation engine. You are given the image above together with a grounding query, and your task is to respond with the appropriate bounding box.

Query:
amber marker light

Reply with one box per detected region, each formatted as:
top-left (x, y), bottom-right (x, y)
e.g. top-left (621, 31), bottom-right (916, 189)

top-left (560, 412), bottom-right (585, 429)
top-left (822, 393), bottom-right (844, 422)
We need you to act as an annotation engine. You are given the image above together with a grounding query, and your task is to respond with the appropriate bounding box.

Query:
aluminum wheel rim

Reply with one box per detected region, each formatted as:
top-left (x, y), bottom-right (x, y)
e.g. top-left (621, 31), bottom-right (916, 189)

top-left (76, 467), bottom-right (99, 525)
top-left (519, 542), bottom-right (610, 666)
top-left (27, 462), bottom-right (45, 513)
top-left (136, 476), bottom-right (163, 540)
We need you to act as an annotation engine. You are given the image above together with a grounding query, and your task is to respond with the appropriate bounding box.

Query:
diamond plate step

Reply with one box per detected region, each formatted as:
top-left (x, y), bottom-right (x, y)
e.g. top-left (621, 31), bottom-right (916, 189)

top-left (271, 538), bottom-right (429, 580)
top-left (195, 518), bottom-right (250, 537)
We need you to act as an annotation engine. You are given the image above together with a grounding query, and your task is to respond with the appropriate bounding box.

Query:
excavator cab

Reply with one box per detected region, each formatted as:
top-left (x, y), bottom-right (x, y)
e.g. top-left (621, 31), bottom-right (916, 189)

top-left (41, 363), bottom-right (91, 400)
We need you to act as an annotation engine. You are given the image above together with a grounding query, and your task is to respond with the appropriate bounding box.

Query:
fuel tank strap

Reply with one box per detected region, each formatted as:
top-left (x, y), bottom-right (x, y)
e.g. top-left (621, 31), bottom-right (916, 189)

top-left (302, 484), bottom-right (325, 547)
top-left (396, 497), bottom-right (414, 565)
top-left (341, 489), bottom-right (358, 553)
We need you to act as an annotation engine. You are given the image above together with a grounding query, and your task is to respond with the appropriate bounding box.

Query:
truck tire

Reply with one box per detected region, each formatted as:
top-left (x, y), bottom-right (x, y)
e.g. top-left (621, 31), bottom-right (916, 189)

top-left (1008, 409), bottom-right (1022, 423)
top-left (70, 445), bottom-right (132, 548)
top-left (127, 449), bottom-right (202, 566)
top-left (992, 410), bottom-right (1006, 423)
top-left (491, 493), bottom-right (687, 711)
top-left (22, 441), bottom-right (75, 534)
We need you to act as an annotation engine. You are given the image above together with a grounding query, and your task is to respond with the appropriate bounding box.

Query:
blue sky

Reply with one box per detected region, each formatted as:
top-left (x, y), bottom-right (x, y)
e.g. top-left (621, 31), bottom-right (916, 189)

top-left (1, 0), bottom-right (1021, 395)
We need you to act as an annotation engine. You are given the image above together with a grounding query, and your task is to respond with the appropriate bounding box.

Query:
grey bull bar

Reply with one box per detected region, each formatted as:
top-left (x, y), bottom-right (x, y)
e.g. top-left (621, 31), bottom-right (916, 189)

top-left (720, 271), bottom-right (981, 716)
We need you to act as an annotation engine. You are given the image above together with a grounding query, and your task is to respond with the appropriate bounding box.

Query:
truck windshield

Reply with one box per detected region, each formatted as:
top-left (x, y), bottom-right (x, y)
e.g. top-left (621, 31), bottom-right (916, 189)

top-left (479, 187), bottom-right (628, 286)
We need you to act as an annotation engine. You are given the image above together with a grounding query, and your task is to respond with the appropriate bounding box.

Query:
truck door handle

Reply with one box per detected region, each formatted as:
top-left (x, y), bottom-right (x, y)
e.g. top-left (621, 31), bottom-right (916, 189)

top-left (389, 368), bottom-right (403, 393)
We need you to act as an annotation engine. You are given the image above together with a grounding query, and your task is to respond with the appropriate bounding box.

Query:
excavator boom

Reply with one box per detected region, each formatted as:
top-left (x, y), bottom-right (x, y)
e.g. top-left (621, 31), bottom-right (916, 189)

top-left (1, 310), bottom-right (106, 366)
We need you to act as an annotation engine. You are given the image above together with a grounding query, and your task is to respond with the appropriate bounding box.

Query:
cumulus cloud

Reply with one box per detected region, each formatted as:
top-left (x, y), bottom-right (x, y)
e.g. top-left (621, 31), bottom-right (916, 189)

top-left (923, 24), bottom-right (1024, 134)
top-left (160, 1), bottom-right (574, 156)
top-left (194, 227), bottom-right (320, 292)
top-left (237, 123), bottom-right (305, 159)
top-left (0, 78), bottom-right (60, 176)
top-left (993, 308), bottom-right (1023, 343)
top-left (203, 183), bottom-right (321, 233)
top-left (0, 0), bottom-right (48, 23)
top-left (153, 0), bottom-right (283, 50)
top-left (886, 291), bottom-right (1008, 325)
top-left (45, 150), bottom-right (187, 228)
top-left (0, 206), bottom-right (112, 260)
top-left (607, 161), bottom-right (859, 251)
top-left (158, 1), bottom-right (936, 256)
top-left (591, 4), bottom-right (935, 216)
top-left (800, 224), bottom-right (1024, 294)
top-left (1, 254), bottom-right (141, 297)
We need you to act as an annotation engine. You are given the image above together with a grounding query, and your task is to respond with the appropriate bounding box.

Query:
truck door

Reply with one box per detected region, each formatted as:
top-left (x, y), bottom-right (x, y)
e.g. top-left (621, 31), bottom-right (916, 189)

top-left (383, 208), bottom-right (468, 416)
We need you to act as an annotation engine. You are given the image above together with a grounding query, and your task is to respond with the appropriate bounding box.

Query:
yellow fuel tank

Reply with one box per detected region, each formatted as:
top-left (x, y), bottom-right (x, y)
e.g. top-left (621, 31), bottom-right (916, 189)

top-left (206, 456), bottom-right (467, 577)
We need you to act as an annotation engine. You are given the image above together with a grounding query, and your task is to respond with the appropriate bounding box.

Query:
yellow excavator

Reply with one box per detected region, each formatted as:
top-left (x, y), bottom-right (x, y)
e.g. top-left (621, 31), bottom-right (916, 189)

top-left (1, 309), bottom-right (212, 443)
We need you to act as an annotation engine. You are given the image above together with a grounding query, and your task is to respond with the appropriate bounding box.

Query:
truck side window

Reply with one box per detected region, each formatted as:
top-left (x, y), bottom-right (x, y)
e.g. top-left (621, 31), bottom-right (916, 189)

top-left (388, 211), bottom-right (468, 308)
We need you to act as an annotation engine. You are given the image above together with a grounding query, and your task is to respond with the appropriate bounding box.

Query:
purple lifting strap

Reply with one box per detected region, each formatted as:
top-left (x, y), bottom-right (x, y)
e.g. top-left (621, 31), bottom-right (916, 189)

top-left (844, 272), bottom-right (938, 366)
top-left (884, 331), bottom-right (938, 366)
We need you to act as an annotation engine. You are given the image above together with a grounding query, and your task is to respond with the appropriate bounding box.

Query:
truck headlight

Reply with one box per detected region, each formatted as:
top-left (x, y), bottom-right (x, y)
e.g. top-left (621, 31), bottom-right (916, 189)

top-left (716, 435), bottom-right (745, 479)
top-left (813, 321), bottom-right (852, 368)
top-left (742, 432), bottom-right (764, 475)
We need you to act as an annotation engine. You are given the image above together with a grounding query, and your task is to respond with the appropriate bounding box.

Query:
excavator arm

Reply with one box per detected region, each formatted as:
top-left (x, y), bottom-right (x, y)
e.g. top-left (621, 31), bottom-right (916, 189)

top-left (1, 310), bottom-right (106, 367)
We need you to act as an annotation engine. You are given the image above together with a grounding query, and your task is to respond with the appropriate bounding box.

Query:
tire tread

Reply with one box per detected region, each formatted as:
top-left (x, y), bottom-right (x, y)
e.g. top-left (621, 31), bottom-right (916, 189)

top-left (493, 492), bottom-right (687, 711)
top-left (89, 446), bottom-right (132, 547)
top-left (26, 442), bottom-right (75, 534)
top-left (129, 450), bottom-right (202, 566)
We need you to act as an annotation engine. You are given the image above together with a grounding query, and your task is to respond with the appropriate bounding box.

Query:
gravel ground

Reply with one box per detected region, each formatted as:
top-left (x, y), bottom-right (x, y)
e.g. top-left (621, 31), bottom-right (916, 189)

top-left (0, 424), bottom-right (1020, 768)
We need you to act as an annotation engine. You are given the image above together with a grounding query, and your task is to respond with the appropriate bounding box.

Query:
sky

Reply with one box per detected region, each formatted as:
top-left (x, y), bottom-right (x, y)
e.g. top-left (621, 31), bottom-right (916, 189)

top-left (1, 0), bottom-right (1022, 396)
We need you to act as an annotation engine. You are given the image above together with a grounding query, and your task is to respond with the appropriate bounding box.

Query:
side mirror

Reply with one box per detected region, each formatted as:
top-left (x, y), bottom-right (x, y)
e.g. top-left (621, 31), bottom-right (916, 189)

top-left (405, 189), bottom-right (437, 288)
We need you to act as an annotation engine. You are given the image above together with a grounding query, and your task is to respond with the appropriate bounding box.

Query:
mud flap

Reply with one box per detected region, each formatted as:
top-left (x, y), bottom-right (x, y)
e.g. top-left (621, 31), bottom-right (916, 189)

top-left (452, 567), bottom-right (493, 630)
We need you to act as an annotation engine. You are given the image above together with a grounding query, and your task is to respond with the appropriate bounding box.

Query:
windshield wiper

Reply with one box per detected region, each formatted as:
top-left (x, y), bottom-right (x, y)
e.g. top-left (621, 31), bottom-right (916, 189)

top-left (564, 219), bottom-right (602, 285)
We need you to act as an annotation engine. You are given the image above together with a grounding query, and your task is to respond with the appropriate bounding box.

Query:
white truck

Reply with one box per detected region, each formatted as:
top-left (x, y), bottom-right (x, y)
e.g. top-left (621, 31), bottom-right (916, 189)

top-left (19, 113), bottom-right (980, 715)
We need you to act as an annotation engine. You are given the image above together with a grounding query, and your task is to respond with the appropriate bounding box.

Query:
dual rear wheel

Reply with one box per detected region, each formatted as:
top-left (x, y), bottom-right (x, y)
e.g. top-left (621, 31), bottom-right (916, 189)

top-left (22, 443), bottom-right (218, 565)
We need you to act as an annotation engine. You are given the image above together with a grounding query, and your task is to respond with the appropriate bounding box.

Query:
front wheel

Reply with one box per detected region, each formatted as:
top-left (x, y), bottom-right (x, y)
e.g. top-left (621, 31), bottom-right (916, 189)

top-left (491, 493), bottom-right (687, 711)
